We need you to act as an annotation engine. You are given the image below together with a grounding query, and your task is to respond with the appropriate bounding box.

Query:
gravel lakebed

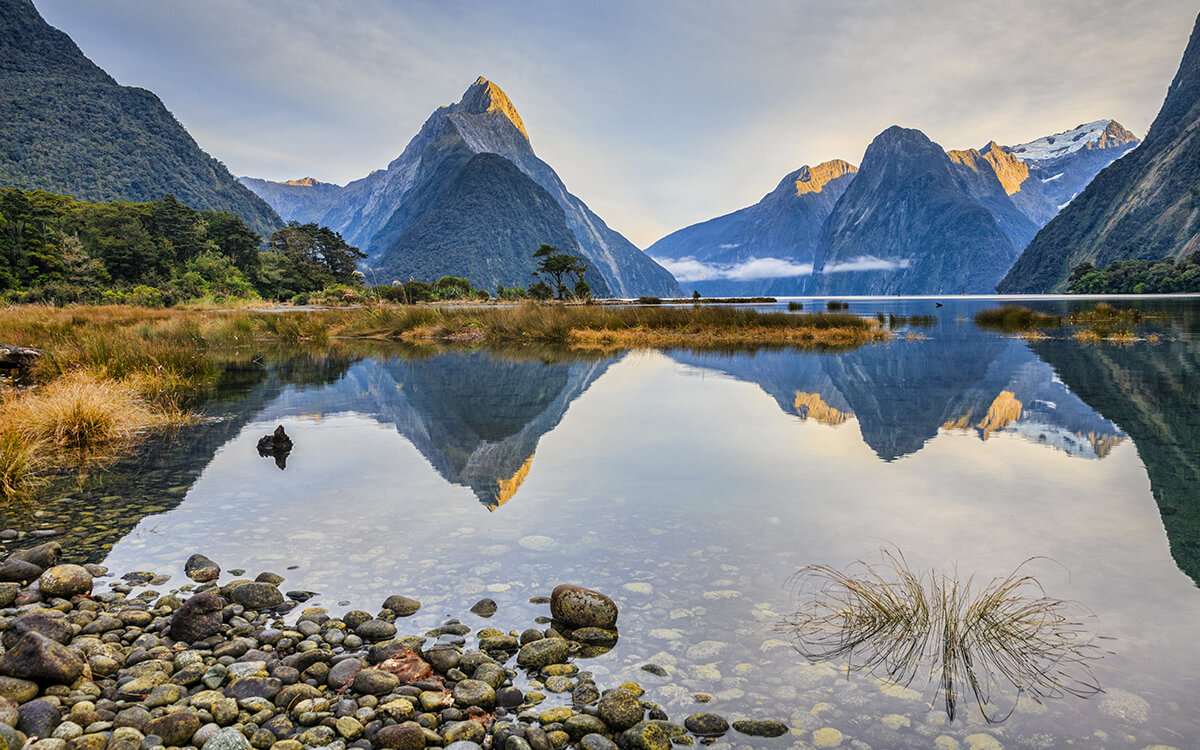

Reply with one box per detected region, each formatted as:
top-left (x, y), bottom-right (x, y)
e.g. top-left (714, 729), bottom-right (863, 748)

top-left (0, 540), bottom-right (792, 750)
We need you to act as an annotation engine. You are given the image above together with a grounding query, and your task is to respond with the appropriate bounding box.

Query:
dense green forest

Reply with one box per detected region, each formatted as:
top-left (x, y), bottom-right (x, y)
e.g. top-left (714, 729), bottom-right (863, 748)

top-left (1067, 252), bottom-right (1200, 293)
top-left (0, 188), bottom-right (364, 305)
top-left (0, 0), bottom-right (281, 236)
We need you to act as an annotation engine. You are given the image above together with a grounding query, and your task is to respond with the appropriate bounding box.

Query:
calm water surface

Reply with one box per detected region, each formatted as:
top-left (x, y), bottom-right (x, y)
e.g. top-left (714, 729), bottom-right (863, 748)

top-left (23, 297), bottom-right (1200, 749)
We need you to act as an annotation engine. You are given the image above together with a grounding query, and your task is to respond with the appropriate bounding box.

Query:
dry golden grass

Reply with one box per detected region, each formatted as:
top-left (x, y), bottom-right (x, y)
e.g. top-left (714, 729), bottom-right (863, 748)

top-left (0, 372), bottom-right (175, 448)
top-left (0, 428), bottom-right (46, 503)
top-left (330, 303), bottom-right (889, 350)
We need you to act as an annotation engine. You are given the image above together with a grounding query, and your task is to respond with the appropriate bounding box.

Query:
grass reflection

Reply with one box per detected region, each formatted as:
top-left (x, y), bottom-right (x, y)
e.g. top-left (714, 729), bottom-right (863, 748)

top-left (779, 549), bottom-right (1104, 722)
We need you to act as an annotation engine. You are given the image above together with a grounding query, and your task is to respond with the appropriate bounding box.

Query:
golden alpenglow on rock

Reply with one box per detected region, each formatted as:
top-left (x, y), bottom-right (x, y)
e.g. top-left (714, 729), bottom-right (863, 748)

top-left (490, 453), bottom-right (535, 510)
top-left (793, 160), bottom-right (858, 196)
top-left (976, 391), bottom-right (1023, 440)
top-left (467, 76), bottom-right (529, 139)
top-left (794, 392), bottom-right (853, 426)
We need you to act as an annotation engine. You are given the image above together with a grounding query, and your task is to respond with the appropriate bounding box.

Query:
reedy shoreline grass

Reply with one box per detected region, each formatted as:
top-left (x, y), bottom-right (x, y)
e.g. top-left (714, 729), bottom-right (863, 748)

top-left (0, 302), bottom-right (888, 501)
top-left (779, 550), bottom-right (1103, 722)
top-left (975, 302), bottom-right (1166, 343)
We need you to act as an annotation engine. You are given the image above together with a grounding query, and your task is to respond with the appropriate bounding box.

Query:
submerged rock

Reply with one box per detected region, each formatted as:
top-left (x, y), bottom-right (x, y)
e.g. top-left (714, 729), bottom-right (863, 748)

top-left (550, 584), bottom-right (619, 629)
top-left (183, 553), bottom-right (220, 582)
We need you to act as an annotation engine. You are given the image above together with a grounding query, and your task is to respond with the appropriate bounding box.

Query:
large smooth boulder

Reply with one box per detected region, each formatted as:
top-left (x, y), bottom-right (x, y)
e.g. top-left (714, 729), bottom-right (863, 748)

top-left (38, 565), bottom-right (92, 598)
top-left (169, 593), bottom-right (225, 643)
top-left (550, 585), bottom-right (618, 629)
top-left (0, 632), bottom-right (84, 684)
top-left (230, 582), bottom-right (283, 610)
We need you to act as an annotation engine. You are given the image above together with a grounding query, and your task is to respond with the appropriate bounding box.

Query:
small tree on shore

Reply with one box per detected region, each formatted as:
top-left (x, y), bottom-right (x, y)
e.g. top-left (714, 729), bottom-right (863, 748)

top-left (532, 244), bottom-right (588, 300)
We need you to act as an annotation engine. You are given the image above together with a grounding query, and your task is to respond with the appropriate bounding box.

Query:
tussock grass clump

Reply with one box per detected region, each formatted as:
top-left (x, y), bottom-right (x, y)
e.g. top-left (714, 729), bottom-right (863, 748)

top-left (779, 549), bottom-right (1103, 722)
top-left (0, 372), bottom-right (169, 448)
top-left (0, 429), bottom-right (45, 502)
top-left (788, 301), bottom-right (804, 311)
top-left (826, 300), bottom-right (850, 311)
top-left (974, 305), bottom-right (1063, 332)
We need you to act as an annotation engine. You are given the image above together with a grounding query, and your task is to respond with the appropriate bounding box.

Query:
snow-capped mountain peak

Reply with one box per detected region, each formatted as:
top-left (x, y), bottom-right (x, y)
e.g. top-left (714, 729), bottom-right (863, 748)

top-left (1008, 120), bottom-right (1138, 163)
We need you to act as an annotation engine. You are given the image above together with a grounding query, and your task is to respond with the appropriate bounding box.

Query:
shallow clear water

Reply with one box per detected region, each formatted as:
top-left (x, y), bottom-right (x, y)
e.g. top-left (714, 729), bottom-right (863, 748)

top-left (26, 297), bottom-right (1200, 748)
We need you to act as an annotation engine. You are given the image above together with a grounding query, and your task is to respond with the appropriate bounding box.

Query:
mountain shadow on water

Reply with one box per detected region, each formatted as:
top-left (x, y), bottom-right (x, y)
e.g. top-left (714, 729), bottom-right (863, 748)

top-left (5, 352), bottom-right (358, 563)
top-left (257, 350), bottom-right (616, 509)
top-left (1031, 337), bottom-right (1200, 585)
top-left (669, 322), bottom-right (1123, 462)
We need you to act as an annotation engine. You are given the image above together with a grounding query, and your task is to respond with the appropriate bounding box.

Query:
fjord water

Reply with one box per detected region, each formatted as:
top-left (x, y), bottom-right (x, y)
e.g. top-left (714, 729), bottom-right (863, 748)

top-left (37, 298), bottom-right (1200, 748)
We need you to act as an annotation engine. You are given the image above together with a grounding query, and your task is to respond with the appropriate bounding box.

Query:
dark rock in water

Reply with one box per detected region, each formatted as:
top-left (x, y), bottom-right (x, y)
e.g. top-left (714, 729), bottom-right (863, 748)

top-left (0, 631), bottom-right (85, 684)
top-left (469, 598), bottom-right (497, 617)
top-left (184, 553), bottom-right (220, 583)
top-left (640, 664), bottom-right (668, 677)
top-left (0, 560), bottom-right (42, 584)
top-left (579, 734), bottom-right (618, 750)
top-left (230, 582), bottom-right (284, 610)
top-left (17, 698), bottom-right (60, 738)
top-left (382, 594), bottom-right (422, 617)
top-left (169, 592), bottom-right (226, 643)
top-left (496, 686), bottom-right (524, 708)
top-left (516, 637), bottom-right (569, 670)
top-left (550, 585), bottom-right (618, 629)
top-left (618, 720), bottom-right (672, 750)
top-left (356, 619), bottom-right (397, 641)
top-left (684, 713), bottom-right (729, 736)
top-left (38, 564), bottom-right (92, 598)
top-left (286, 590), bottom-right (316, 602)
top-left (451, 679), bottom-right (495, 709)
top-left (255, 571), bottom-right (284, 585)
top-left (9, 542), bottom-right (60, 569)
top-left (257, 425), bottom-right (293, 470)
top-left (597, 687), bottom-right (643, 730)
top-left (731, 719), bottom-right (788, 737)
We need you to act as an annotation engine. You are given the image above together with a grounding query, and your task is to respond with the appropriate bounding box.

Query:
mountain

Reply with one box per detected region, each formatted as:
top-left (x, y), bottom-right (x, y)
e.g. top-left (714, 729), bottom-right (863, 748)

top-left (645, 160), bottom-right (857, 296)
top-left (648, 119), bottom-right (1134, 296)
top-left (236, 177), bottom-right (343, 226)
top-left (998, 15), bottom-right (1200, 293)
top-left (243, 78), bottom-right (679, 297)
top-left (0, 0), bottom-right (281, 237)
top-left (1005, 120), bottom-right (1139, 212)
top-left (372, 152), bottom-right (608, 295)
top-left (806, 126), bottom-right (1021, 295)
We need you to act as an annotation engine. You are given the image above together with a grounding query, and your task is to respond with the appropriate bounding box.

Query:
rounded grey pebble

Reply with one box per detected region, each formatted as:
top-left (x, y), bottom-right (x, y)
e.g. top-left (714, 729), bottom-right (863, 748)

top-left (579, 734), bottom-right (618, 750)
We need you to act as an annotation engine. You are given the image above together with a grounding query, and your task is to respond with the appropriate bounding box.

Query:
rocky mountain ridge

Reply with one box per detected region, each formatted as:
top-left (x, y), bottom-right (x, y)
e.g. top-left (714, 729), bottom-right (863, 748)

top-left (999, 14), bottom-right (1200, 292)
top-left (650, 119), bottom-right (1138, 295)
top-left (243, 78), bottom-right (679, 297)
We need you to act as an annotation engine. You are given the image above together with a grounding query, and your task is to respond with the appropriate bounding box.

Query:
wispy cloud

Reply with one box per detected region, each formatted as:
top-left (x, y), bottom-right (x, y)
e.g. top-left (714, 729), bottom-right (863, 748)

top-left (826, 257), bottom-right (912, 273)
top-left (653, 255), bottom-right (910, 282)
top-left (653, 256), bottom-right (814, 282)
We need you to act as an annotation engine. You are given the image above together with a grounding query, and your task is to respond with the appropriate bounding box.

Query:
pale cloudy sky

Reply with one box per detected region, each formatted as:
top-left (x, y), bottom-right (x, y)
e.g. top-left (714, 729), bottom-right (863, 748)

top-left (35, 0), bottom-right (1197, 247)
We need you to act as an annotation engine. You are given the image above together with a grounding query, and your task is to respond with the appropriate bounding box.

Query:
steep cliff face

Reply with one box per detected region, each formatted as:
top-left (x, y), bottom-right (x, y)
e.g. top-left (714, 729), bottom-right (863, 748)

top-left (645, 160), bottom-right (856, 296)
top-left (372, 152), bottom-right (609, 296)
top-left (999, 17), bottom-right (1200, 293)
top-left (0, 0), bottom-right (282, 236)
top-left (244, 78), bottom-right (678, 296)
top-left (648, 118), bottom-right (1136, 296)
top-left (809, 127), bottom-right (1020, 294)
